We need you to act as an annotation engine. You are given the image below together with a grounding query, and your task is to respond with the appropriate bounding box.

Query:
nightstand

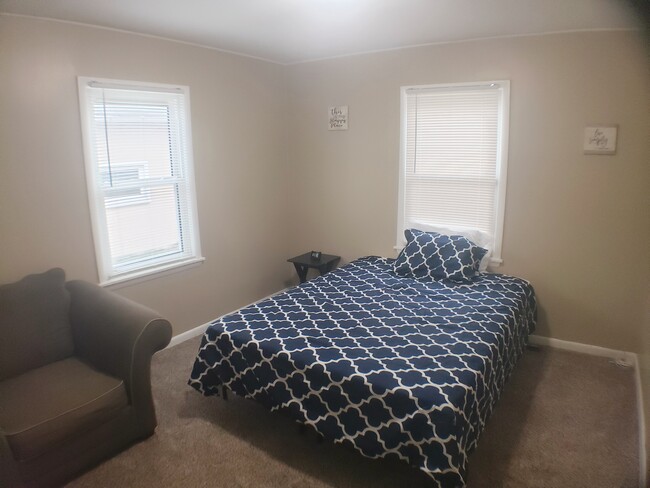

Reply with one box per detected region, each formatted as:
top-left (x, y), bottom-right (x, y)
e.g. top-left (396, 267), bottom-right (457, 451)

top-left (288, 252), bottom-right (340, 284)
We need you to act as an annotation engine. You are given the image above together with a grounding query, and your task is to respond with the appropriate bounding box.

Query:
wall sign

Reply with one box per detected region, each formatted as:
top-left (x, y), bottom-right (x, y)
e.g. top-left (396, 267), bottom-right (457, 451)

top-left (583, 126), bottom-right (617, 155)
top-left (328, 106), bottom-right (348, 131)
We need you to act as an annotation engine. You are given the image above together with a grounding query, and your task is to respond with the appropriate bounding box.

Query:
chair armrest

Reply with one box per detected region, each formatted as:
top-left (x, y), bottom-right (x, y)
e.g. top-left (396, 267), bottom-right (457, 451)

top-left (66, 280), bottom-right (172, 433)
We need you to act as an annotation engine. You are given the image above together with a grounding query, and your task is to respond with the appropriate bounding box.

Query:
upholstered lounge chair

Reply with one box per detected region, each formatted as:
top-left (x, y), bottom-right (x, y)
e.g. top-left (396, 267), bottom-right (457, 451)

top-left (0, 268), bottom-right (172, 487)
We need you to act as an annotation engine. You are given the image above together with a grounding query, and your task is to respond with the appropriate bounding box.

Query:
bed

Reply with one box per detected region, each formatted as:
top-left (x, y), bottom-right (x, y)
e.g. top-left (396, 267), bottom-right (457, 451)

top-left (189, 255), bottom-right (536, 487)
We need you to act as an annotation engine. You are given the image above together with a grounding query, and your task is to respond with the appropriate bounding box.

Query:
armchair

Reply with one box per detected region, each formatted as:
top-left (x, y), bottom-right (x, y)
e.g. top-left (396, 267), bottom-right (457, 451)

top-left (0, 268), bottom-right (172, 487)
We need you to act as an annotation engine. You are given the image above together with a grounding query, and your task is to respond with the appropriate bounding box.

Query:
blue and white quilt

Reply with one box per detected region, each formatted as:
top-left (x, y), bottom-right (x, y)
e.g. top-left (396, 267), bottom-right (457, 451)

top-left (189, 256), bottom-right (536, 487)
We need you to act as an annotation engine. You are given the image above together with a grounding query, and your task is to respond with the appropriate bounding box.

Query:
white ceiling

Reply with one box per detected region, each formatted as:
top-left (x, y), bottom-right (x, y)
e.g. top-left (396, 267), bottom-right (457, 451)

top-left (0, 0), bottom-right (641, 64)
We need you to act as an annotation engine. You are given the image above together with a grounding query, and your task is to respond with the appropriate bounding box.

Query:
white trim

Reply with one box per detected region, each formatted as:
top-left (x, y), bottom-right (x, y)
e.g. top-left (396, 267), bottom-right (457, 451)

top-left (0, 13), bottom-right (283, 66)
top-left (180, 84), bottom-right (204, 271)
top-left (493, 81), bottom-right (510, 262)
top-left (167, 321), bottom-right (209, 348)
top-left (395, 86), bottom-right (408, 248)
top-left (77, 76), bottom-right (110, 280)
top-left (529, 334), bottom-right (646, 487)
top-left (528, 334), bottom-right (636, 363)
top-left (289, 28), bottom-right (640, 65)
top-left (635, 358), bottom-right (647, 488)
top-left (166, 287), bottom-right (289, 349)
top-left (0, 13), bottom-right (637, 67)
top-left (102, 257), bottom-right (205, 289)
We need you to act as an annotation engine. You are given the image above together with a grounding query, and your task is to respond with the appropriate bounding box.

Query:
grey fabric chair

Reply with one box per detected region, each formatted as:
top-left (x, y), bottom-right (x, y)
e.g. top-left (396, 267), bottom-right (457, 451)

top-left (0, 268), bottom-right (172, 487)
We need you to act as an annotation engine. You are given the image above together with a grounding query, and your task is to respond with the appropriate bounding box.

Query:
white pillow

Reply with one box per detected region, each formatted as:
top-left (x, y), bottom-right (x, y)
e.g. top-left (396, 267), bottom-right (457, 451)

top-left (410, 221), bottom-right (493, 272)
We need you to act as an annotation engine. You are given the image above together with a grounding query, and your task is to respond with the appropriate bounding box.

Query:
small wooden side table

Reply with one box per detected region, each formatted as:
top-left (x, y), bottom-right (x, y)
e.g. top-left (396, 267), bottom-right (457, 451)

top-left (287, 253), bottom-right (340, 284)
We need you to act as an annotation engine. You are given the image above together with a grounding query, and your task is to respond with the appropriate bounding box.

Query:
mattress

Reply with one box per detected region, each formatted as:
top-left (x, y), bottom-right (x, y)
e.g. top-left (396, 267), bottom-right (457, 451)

top-left (189, 256), bottom-right (536, 487)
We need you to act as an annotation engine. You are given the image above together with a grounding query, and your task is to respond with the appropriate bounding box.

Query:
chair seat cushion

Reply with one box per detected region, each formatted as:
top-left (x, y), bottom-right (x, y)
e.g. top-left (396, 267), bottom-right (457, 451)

top-left (0, 357), bottom-right (128, 461)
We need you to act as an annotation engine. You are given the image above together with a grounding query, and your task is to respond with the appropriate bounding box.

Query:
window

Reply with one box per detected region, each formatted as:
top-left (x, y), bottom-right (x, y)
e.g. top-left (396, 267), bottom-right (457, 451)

top-left (78, 78), bottom-right (202, 285)
top-left (397, 81), bottom-right (510, 264)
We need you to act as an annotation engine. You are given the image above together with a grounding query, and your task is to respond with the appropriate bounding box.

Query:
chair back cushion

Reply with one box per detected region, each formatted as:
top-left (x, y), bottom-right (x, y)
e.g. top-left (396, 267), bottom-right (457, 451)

top-left (0, 268), bottom-right (74, 380)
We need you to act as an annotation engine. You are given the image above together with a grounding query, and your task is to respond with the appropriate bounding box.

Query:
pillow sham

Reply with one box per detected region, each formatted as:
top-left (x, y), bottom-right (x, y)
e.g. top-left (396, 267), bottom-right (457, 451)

top-left (393, 229), bottom-right (487, 282)
top-left (411, 220), bottom-right (493, 272)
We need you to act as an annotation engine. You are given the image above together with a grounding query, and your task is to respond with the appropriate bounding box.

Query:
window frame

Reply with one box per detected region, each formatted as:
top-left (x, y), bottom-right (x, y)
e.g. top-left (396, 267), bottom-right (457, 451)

top-left (78, 77), bottom-right (203, 286)
top-left (396, 80), bottom-right (510, 265)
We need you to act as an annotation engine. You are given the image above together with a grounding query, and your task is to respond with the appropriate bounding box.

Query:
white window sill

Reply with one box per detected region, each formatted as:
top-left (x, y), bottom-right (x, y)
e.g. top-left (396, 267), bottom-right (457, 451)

top-left (101, 257), bottom-right (205, 289)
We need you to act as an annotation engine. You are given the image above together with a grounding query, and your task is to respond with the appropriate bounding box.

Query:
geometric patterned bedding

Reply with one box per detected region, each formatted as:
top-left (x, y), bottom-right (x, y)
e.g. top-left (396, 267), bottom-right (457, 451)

top-left (189, 256), bottom-right (536, 487)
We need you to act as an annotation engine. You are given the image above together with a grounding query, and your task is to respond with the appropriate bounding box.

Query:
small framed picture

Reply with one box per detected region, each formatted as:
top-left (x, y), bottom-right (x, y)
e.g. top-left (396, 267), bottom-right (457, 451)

top-left (328, 106), bottom-right (348, 131)
top-left (584, 126), bottom-right (617, 155)
top-left (310, 251), bottom-right (322, 261)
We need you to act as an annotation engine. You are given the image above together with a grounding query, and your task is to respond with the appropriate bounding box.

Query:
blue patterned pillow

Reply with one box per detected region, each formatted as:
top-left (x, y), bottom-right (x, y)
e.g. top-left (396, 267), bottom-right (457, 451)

top-left (393, 229), bottom-right (488, 282)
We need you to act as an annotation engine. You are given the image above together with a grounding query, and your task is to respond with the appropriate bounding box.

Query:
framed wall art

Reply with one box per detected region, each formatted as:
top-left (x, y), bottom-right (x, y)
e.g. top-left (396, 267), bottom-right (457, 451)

top-left (583, 125), bottom-right (617, 155)
top-left (328, 105), bottom-right (348, 130)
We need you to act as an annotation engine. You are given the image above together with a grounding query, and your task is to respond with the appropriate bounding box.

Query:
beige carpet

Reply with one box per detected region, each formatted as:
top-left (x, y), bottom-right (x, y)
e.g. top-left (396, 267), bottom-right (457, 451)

top-left (67, 337), bottom-right (639, 488)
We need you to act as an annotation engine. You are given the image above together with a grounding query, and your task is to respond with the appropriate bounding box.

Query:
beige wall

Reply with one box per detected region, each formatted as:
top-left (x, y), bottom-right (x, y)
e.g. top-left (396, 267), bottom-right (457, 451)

top-left (0, 16), bottom-right (648, 357)
top-left (0, 16), bottom-right (291, 335)
top-left (286, 31), bottom-right (650, 353)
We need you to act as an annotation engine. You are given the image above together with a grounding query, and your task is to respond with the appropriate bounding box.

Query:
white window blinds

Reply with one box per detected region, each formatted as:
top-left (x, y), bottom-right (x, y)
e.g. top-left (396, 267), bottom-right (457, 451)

top-left (398, 81), bottom-right (510, 263)
top-left (78, 78), bottom-right (202, 284)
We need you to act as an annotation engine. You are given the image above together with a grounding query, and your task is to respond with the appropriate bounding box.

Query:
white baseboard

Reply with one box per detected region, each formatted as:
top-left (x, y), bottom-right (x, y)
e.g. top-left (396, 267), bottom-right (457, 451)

top-left (528, 334), bottom-right (636, 364)
top-left (166, 287), bottom-right (289, 349)
top-left (634, 358), bottom-right (647, 488)
top-left (167, 321), bottom-right (209, 348)
top-left (529, 334), bottom-right (645, 488)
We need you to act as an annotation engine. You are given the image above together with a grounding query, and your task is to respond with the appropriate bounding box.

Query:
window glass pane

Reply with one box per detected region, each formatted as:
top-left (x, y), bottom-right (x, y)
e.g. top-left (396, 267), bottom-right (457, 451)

top-left (106, 184), bottom-right (183, 271)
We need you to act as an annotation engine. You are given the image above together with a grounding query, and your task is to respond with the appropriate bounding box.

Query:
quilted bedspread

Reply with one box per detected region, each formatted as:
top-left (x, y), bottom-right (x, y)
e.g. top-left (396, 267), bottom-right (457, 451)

top-left (189, 256), bottom-right (536, 487)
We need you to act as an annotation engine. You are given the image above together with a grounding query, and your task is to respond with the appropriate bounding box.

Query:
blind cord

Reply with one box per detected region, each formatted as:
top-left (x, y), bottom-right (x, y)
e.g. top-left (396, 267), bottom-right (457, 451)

top-left (413, 94), bottom-right (418, 174)
top-left (100, 88), bottom-right (113, 187)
